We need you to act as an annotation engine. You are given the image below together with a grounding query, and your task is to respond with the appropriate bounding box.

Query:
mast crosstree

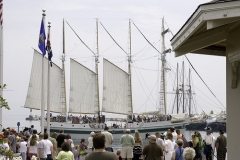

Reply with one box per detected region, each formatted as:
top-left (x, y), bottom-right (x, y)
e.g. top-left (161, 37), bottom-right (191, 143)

top-left (159, 18), bottom-right (171, 115)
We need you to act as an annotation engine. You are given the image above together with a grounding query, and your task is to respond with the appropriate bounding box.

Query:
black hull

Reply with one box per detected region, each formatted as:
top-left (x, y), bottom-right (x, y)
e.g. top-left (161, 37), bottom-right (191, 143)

top-left (186, 122), bottom-right (226, 132)
top-left (25, 117), bottom-right (38, 121)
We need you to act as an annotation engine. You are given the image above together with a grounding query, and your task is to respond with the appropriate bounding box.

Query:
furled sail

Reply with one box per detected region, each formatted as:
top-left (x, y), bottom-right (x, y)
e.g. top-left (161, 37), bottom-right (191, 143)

top-left (24, 50), bottom-right (62, 113)
top-left (102, 58), bottom-right (132, 115)
top-left (69, 59), bottom-right (98, 114)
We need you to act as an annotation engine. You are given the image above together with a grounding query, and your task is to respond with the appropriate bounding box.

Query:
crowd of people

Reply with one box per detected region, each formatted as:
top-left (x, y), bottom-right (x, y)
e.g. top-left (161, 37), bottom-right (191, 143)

top-left (49, 114), bottom-right (106, 124)
top-left (49, 113), bottom-right (173, 125)
top-left (0, 125), bottom-right (227, 160)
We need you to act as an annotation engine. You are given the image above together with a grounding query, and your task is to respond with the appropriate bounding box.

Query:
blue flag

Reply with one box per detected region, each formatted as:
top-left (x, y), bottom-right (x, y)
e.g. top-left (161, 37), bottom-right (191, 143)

top-left (38, 18), bottom-right (46, 56)
top-left (46, 29), bottom-right (53, 67)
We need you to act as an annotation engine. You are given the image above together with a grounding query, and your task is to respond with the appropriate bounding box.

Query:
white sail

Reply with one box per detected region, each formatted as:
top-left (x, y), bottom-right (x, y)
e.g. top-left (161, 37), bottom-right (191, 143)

top-left (102, 58), bottom-right (132, 115)
top-left (69, 59), bottom-right (98, 114)
top-left (24, 50), bottom-right (62, 113)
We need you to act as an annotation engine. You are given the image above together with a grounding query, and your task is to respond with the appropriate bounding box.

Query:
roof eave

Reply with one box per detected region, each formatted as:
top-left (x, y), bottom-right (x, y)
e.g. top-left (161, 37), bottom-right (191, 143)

top-left (171, 1), bottom-right (240, 56)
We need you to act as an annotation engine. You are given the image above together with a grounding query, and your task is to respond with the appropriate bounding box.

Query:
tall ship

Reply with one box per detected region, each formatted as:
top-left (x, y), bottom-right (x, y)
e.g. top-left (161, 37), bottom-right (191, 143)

top-left (24, 19), bottom-right (190, 139)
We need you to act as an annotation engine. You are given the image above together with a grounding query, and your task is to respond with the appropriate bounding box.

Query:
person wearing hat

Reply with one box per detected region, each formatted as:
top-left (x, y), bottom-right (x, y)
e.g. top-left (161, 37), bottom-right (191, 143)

top-left (215, 130), bottom-right (227, 160)
top-left (120, 129), bottom-right (135, 160)
top-left (142, 135), bottom-right (163, 160)
top-left (171, 139), bottom-right (184, 160)
top-left (203, 127), bottom-right (215, 160)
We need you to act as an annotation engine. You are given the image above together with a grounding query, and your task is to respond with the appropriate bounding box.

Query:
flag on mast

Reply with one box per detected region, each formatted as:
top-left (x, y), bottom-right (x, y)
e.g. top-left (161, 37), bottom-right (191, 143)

top-left (46, 24), bottom-right (52, 67)
top-left (38, 18), bottom-right (46, 56)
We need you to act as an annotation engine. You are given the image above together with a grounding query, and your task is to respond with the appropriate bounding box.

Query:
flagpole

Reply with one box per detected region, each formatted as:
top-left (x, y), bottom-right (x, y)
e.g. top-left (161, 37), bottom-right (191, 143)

top-left (0, 0), bottom-right (3, 132)
top-left (47, 22), bottom-right (51, 136)
top-left (41, 10), bottom-right (46, 134)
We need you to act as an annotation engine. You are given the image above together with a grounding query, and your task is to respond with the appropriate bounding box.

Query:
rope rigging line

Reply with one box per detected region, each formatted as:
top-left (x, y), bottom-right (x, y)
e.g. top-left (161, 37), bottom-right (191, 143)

top-left (132, 63), bottom-right (158, 109)
top-left (135, 73), bottom-right (160, 113)
top-left (184, 55), bottom-right (226, 109)
top-left (65, 21), bottom-right (96, 55)
top-left (133, 20), bottom-right (162, 28)
top-left (196, 95), bottom-right (223, 110)
top-left (133, 62), bottom-right (157, 103)
top-left (132, 37), bottom-right (160, 57)
top-left (100, 43), bottom-right (115, 55)
top-left (166, 26), bottom-right (225, 109)
top-left (66, 43), bottom-right (81, 55)
top-left (166, 61), bottom-right (223, 110)
top-left (131, 65), bottom-right (158, 71)
top-left (192, 98), bottom-right (198, 115)
top-left (132, 43), bottom-right (152, 56)
top-left (131, 20), bottom-right (162, 55)
top-left (165, 61), bottom-right (220, 113)
top-left (193, 99), bottom-right (206, 115)
top-left (134, 40), bottom-right (161, 61)
top-left (99, 21), bottom-right (128, 55)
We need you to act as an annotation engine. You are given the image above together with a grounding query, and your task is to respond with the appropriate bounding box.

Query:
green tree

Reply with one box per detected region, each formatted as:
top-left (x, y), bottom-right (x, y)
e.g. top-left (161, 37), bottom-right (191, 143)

top-left (0, 84), bottom-right (13, 159)
top-left (0, 84), bottom-right (10, 110)
top-left (210, 110), bottom-right (214, 114)
top-left (0, 135), bottom-right (14, 159)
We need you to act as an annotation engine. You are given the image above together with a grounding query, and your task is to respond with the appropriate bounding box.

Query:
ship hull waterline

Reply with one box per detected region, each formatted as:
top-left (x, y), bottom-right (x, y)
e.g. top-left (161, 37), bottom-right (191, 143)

top-left (45, 119), bottom-right (190, 140)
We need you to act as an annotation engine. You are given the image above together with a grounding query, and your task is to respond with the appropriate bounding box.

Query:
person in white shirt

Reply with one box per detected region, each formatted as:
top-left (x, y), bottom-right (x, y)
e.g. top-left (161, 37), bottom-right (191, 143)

top-left (87, 132), bottom-right (95, 153)
top-left (155, 132), bottom-right (165, 150)
top-left (38, 133), bottom-right (48, 160)
top-left (164, 132), bottom-right (176, 160)
top-left (204, 127), bottom-right (216, 160)
top-left (170, 127), bottom-right (177, 142)
top-left (101, 127), bottom-right (113, 152)
top-left (44, 133), bottom-right (53, 160)
top-left (19, 137), bottom-right (28, 160)
top-left (164, 127), bottom-right (177, 142)
top-left (27, 134), bottom-right (39, 158)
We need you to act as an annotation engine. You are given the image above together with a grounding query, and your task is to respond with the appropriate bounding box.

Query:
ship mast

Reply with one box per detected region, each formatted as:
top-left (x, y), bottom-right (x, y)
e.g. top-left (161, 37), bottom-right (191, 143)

top-left (128, 19), bottom-right (133, 114)
top-left (182, 61), bottom-right (185, 113)
top-left (95, 19), bottom-right (100, 116)
top-left (159, 17), bottom-right (171, 115)
top-left (176, 63), bottom-right (179, 114)
top-left (61, 19), bottom-right (67, 121)
top-left (188, 68), bottom-right (192, 115)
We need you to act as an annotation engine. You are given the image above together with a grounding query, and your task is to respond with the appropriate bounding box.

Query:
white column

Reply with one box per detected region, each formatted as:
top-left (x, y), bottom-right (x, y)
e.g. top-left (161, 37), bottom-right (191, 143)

top-left (226, 58), bottom-right (240, 159)
top-left (226, 27), bottom-right (240, 159)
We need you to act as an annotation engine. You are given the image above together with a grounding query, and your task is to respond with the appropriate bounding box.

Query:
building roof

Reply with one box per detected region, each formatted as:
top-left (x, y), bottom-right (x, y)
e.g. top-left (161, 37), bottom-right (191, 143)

top-left (171, 0), bottom-right (240, 58)
top-left (171, 0), bottom-right (240, 41)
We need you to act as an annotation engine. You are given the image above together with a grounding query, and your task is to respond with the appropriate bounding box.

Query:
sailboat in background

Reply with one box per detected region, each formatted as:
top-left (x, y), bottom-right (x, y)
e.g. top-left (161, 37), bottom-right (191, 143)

top-left (24, 18), bottom-right (190, 139)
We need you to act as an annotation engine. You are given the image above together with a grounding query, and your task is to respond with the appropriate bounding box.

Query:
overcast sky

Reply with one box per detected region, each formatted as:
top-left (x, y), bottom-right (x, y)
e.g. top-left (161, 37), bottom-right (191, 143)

top-left (1, 0), bottom-right (226, 128)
